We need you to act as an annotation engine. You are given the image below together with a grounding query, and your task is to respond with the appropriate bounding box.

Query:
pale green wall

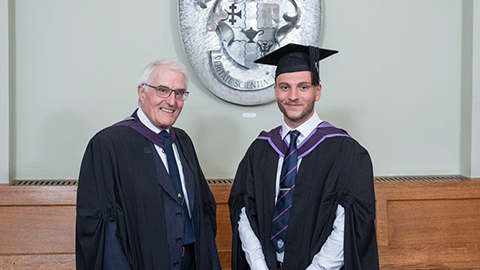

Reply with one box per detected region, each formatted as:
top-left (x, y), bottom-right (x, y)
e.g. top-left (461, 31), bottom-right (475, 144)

top-left (461, 0), bottom-right (473, 177)
top-left (471, 1), bottom-right (480, 177)
top-left (0, 0), bottom-right (13, 183)
top-left (0, 0), bottom-right (9, 182)
top-left (1, 0), bottom-right (479, 183)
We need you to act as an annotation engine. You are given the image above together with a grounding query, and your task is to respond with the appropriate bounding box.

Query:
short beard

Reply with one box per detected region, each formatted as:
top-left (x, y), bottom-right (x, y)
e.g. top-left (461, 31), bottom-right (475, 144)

top-left (277, 99), bottom-right (315, 125)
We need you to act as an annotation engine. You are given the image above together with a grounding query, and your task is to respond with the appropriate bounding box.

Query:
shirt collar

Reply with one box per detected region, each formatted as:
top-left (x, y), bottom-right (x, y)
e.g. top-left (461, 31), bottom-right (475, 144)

top-left (281, 112), bottom-right (323, 144)
top-left (137, 107), bottom-right (169, 134)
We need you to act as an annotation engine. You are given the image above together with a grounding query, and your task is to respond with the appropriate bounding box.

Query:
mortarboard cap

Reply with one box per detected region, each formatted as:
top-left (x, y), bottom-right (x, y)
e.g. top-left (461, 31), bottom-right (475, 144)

top-left (254, 43), bottom-right (338, 85)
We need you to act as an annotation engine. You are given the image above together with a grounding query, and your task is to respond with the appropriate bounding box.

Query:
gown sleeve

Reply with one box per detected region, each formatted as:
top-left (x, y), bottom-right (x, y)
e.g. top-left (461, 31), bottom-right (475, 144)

top-left (229, 149), bottom-right (251, 270)
top-left (336, 139), bottom-right (379, 270)
top-left (75, 132), bottom-right (130, 270)
top-left (104, 222), bottom-right (132, 270)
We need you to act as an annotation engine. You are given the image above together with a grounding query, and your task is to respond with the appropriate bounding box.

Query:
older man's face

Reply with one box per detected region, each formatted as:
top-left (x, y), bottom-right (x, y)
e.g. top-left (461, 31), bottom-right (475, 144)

top-left (138, 69), bottom-right (186, 130)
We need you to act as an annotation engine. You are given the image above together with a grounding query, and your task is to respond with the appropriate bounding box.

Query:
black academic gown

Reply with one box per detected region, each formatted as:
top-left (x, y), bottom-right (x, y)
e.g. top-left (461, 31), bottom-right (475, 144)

top-left (76, 122), bottom-right (220, 269)
top-left (229, 126), bottom-right (379, 270)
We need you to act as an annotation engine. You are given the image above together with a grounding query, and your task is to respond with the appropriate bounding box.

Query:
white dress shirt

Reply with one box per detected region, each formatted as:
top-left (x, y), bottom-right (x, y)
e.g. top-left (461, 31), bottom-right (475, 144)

top-left (137, 108), bottom-right (192, 217)
top-left (238, 113), bottom-right (345, 270)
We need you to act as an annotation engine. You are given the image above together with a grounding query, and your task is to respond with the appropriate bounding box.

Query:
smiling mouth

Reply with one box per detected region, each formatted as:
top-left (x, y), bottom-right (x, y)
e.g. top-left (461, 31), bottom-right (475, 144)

top-left (160, 108), bottom-right (175, 113)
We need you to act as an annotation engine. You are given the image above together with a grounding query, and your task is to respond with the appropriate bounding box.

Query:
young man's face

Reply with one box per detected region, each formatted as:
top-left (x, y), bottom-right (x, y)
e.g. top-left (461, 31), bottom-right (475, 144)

top-left (274, 71), bottom-right (321, 129)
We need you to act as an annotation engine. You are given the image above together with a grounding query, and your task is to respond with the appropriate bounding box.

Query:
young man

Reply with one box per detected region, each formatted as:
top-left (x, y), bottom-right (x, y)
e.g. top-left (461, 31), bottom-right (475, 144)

top-left (229, 44), bottom-right (379, 270)
top-left (76, 59), bottom-right (221, 270)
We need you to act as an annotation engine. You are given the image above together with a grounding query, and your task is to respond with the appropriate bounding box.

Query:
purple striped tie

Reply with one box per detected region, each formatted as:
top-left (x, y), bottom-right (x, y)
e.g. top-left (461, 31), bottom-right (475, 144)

top-left (270, 130), bottom-right (300, 252)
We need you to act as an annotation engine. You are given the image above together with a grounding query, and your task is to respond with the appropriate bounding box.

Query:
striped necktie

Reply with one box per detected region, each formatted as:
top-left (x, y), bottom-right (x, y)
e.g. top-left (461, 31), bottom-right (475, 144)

top-left (270, 130), bottom-right (300, 253)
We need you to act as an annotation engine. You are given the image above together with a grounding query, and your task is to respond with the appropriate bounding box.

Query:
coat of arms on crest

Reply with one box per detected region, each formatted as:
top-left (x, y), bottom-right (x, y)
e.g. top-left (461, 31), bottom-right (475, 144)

top-left (179, 0), bottom-right (323, 106)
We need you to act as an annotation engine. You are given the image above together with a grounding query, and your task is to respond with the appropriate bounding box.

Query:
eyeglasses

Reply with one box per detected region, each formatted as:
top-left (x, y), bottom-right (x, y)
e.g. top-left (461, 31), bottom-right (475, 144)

top-left (142, 84), bottom-right (189, 101)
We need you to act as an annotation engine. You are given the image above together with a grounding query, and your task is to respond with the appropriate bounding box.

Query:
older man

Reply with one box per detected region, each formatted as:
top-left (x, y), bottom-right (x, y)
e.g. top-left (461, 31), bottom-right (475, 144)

top-left (76, 59), bottom-right (221, 270)
top-left (229, 44), bottom-right (379, 270)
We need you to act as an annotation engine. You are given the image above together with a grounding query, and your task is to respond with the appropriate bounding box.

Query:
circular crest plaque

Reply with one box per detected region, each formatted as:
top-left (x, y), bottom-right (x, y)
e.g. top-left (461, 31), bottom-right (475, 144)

top-left (179, 0), bottom-right (323, 106)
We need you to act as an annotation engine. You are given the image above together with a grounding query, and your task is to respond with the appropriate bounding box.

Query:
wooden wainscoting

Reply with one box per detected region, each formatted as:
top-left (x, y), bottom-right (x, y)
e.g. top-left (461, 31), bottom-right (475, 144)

top-left (376, 177), bottom-right (480, 269)
top-left (208, 180), bottom-right (233, 270)
top-left (0, 180), bottom-right (235, 270)
top-left (0, 184), bottom-right (77, 269)
top-left (1, 177), bottom-right (480, 269)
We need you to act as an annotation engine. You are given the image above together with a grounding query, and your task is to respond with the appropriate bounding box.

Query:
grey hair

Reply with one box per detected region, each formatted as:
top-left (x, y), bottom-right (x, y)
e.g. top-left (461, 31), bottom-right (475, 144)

top-left (138, 58), bottom-right (189, 93)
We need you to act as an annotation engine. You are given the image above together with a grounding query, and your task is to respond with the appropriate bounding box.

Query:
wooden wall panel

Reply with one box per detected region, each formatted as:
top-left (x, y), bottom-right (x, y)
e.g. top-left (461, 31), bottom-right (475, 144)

top-left (387, 199), bottom-right (480, 245)
top-left (378, 243), bottom-right (480, 268)
top-left (0, 206), bottom-right (75, 254)
top-left (1, 179), bottom-right (480, 269)
top-left (375, 180), bottom-right (480, 268)
top-left (0, 185), bottom-right (77, 269)
top-left (210, 183), bottom-right (233, 270)
top-left (0, 186), bottom-right (77, 206)
top-left (0, 255), bottom-right (75, 270)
